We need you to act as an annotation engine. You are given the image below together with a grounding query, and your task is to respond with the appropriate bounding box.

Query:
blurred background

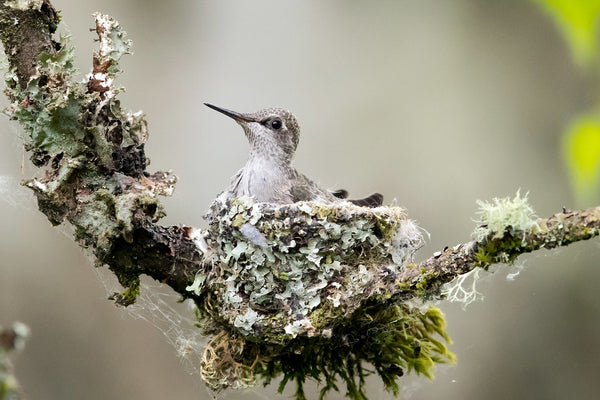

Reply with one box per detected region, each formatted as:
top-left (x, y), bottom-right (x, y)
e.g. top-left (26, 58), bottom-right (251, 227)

top-left (2, 0), bottom-right (600, 399)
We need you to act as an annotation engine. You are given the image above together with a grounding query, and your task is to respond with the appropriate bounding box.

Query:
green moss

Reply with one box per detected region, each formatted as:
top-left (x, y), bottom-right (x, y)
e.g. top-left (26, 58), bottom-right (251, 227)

top-left (201, 303), bottom-right (454, 399)
top-left (473, 232), bottom-right (529, 269)
top-left (110, 277), bottom-right (140, 306)
top-left (413, 270), bottom-right (439, 297)
top-left (474, 246), bottom-right (493, 267)
top-left (375, 215), bottom-right (398, 241)
top-left (307, 302), bottom-right (345, 330)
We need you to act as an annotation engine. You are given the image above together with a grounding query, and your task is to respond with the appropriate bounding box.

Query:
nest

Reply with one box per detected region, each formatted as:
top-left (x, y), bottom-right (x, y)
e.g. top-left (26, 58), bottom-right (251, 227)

top-left (201, 197), bottom-right (424, 343)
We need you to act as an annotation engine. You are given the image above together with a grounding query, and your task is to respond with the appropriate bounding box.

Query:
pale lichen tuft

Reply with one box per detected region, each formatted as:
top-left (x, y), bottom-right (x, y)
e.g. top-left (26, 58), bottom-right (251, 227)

top-left (473, 190), bottom-right (537, 240)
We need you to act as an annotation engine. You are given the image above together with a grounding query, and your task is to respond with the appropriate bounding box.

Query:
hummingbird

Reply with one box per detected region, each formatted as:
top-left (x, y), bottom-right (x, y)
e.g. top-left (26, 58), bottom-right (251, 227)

top-left (205, 103), bottom-right (383, 208)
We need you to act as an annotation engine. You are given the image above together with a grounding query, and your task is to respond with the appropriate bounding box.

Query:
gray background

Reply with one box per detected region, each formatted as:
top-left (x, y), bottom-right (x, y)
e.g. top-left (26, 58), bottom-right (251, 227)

top-left (1, 0), bottom-right (599, 399)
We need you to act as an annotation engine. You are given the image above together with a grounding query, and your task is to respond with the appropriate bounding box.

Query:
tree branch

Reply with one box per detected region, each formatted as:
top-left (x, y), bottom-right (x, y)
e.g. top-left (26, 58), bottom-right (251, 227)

top-left (402, 205), bottom-right (600, 297)
top-left (0, 0), bottom-right (57, 86)
top-left (1, 2), bottom-right (598, 399)
top-left (399, 207), bottom-right (600, 298)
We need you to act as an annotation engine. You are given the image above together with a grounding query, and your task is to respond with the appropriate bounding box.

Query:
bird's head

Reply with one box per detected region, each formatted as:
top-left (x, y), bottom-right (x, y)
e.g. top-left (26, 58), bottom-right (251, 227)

top-left (205, 103), bottom-right (300, 164)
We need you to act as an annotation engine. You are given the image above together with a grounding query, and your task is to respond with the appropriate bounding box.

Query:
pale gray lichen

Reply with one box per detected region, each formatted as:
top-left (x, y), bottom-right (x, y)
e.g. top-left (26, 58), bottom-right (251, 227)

top-left (186, 273), bottom-right (206, 296)
top-left (441, 267), bottom-right (484, 309)
top-left (202, 196), bottom-right (424, 343)
top-left (233, 307), bottom-right (263, 336)
top-left (473, 190), bottom-right (537, 240)
top-left (6, 0), bottom-right (43, 11)
top-left (90, 13), bottom-right (132, 78)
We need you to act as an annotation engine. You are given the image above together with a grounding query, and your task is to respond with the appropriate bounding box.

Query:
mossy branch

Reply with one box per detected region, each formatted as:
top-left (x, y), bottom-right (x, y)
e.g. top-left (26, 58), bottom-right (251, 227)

top-left (1, 2), bottom-right (598, 399)
top-left (404, 204), bottom-right (600, 297)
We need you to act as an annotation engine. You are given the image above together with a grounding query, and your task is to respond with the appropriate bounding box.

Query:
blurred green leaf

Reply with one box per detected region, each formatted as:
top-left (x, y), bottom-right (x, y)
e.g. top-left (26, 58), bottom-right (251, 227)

top-left (533, 0), bottom-right (600, 66)
top-left (563, 115), bottom-right (600, 204)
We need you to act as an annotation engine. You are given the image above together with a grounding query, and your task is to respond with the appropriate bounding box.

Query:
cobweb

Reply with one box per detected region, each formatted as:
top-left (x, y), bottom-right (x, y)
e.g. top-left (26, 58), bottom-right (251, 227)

top-left (0, 175), bottom-right (30, 207)
top-left (0, 175), bottom-right (206, 375)
top-left (2, 151), bottom-right (208, 377)
top-left (1, 175), bottom-right (232, 398)
top-left (91, 264), bottom-right (207, 377)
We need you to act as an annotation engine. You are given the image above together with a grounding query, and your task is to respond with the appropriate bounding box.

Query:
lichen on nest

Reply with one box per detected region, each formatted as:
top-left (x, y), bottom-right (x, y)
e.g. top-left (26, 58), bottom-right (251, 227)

top-left (190, 197), bottom-right (456, 398)
top-left (194, 196), bottom-right (425, 343)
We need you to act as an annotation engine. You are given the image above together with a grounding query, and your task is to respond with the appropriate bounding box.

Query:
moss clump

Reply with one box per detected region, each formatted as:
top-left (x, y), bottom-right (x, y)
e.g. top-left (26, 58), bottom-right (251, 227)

top-left (200, 303), bottom-right (455, 400)
top-left (473, 232), bottom-right (531, 269)
top-left (108, 278), bottom-right (140, 306)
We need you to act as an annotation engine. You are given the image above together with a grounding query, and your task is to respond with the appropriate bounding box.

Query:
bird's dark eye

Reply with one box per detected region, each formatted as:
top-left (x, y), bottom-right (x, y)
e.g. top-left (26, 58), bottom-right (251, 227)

top-left (270, 118), bottom-right (282, 130)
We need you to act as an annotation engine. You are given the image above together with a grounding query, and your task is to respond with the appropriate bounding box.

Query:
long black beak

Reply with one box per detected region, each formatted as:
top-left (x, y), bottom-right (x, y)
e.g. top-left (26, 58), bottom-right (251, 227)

top-left (204, 103), bottom-right (254, 122)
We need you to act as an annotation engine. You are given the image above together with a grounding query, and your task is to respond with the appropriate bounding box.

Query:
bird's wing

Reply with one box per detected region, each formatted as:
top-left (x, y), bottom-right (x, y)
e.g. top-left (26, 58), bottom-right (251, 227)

top-left (330, 189), bottom-right (349, 199)
top-left (348, 193), bottom-right (384, 207)
top-left (288, 170), bottom-right (383, 207)
top-left (289, 171), bottom-right (336, 203)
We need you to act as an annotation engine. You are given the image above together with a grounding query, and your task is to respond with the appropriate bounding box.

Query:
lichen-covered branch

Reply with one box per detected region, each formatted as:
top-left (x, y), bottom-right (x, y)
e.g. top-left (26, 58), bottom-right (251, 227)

top-left (0, 0), bottom-right (57, 86)
top-left (0, 0), bottom-right (202, 306)
top-left (402, 197), bottom-right (600, 299)
top-left (1, 2), bottom-right (599, 400)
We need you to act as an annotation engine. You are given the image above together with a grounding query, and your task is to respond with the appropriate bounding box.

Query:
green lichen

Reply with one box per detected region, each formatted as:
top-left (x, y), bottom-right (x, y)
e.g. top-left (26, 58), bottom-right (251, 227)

top-left (37, 37), bottom-right (75, 75)
top-left (2, 13), bottom-right (175, 312)
top-left (186, 273), bottom-right (206, 296)
top-left (72, 189), bottom-right (120, 250)
top-left (6, 42), bottom-right (87, 161)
